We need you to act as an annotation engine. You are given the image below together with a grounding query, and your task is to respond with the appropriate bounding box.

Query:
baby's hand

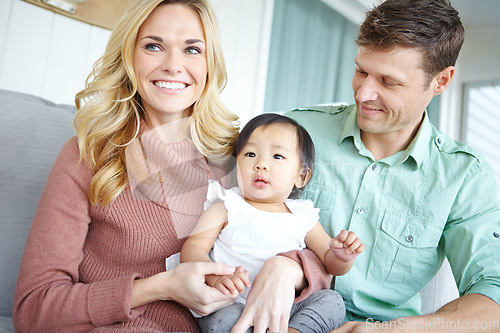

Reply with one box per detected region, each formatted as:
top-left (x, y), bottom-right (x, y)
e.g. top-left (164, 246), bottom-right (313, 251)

top-left (205, 265), bottom-right (251, 295)
top-left (329, 230), bottom-right (365, 261)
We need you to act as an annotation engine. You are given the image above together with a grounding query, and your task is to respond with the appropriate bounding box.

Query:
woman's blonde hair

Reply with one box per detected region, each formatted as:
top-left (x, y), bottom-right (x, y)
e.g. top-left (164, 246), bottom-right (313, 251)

top-left (74, 0), bottom-right (239, 206)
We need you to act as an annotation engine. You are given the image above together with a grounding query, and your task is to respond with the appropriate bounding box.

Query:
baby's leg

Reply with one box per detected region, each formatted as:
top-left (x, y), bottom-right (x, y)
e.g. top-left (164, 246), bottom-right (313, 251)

top-left (288, 289), bottom-right (345, 333)
top-left (198, 302), bottom-right (252, 333)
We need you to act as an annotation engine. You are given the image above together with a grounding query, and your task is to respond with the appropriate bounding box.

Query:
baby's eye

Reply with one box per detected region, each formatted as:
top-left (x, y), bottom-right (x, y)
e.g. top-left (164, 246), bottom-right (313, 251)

top-left (245, 152), bottom-right (256, 157)
top-left (273, 154), bottom-right (284, 160)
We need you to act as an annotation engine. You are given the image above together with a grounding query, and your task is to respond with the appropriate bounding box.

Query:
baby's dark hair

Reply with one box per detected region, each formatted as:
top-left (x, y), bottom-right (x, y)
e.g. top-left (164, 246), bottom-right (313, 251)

top-left (233, 113), bottom-right (315, 199)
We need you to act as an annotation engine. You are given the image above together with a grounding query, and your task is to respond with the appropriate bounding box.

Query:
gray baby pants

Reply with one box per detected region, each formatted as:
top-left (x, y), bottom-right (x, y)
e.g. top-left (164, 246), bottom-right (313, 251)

top-left (198, 289), bottom-right (345, 333)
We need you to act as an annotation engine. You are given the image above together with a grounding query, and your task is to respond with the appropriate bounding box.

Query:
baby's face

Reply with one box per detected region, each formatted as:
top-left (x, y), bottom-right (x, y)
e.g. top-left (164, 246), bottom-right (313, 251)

top-left (236, 123), bottom-right (305, 206)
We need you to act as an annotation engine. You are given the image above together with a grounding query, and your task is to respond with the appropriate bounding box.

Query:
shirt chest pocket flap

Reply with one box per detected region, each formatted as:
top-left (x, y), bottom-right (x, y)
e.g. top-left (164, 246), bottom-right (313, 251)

top-left (382, 211), bottom-right (443, 249)
top-left (369, 211), bottom-right (444, 289)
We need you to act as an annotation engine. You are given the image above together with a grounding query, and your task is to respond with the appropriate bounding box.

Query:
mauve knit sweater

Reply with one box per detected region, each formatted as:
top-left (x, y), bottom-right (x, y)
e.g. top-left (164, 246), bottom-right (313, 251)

top-left (14, 131), bottom-right (331, 332)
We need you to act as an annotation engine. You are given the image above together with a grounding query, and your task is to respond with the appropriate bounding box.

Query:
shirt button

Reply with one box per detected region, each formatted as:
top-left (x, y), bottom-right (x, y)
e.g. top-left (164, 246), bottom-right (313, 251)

top-left (372, 164), bottom-right (378, 171)
top-left (494, 232), bottom-right (500, 238)
top-left (357, 208), bottom-right (364, 215)
top-left (406, 235), bottom-right (414, 243)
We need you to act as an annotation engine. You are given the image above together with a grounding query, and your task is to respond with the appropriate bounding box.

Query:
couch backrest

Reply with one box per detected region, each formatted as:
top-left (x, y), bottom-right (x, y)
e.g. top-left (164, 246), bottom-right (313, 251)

top-left (0, 89), bottom-right (76, 318)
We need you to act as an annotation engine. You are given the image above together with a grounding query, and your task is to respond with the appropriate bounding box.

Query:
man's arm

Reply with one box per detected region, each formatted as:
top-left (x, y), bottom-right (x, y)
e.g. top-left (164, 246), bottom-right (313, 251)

top-left (333, 294), bottom-right (500, 332)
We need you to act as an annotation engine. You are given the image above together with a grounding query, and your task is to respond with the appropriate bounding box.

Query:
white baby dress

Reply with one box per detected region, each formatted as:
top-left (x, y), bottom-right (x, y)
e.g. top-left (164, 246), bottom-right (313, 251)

top-left (205, 180), bottom-right (319, 303)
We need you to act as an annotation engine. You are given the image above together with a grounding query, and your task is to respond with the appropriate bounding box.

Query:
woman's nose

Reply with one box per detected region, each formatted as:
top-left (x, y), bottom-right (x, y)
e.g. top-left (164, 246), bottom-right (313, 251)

top-left (161, 51), bottom-right (183, 73)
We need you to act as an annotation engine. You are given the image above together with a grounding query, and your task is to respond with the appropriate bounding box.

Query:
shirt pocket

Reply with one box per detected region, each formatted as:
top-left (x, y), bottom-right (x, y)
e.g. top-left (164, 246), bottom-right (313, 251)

top-left (368, 210), bottom-right (444, 303)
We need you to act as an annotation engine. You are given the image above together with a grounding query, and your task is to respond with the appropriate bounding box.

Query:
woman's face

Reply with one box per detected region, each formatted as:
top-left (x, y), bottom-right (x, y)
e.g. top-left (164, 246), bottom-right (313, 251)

top-left (134, 4), bottom-right (207, 127)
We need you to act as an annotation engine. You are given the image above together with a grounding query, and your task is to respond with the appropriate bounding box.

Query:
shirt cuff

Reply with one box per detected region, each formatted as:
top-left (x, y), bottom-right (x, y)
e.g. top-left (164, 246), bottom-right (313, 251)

top-left (87, 273), bottom-right (146, 327)
top-left (465, 279), bottom-right (500, 306)
top-left (278, 248), bottom-right (333, 302)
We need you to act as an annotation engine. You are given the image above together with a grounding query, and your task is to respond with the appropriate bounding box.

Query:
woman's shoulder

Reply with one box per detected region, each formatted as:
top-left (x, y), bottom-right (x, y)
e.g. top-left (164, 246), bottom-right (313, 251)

top-left (51, 136), bottom-right (93, 181)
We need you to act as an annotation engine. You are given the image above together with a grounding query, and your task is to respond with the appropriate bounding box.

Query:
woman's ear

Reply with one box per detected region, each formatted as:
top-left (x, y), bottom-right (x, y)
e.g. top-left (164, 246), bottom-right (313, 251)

top-left (295, 168), bottom-right (312, 189)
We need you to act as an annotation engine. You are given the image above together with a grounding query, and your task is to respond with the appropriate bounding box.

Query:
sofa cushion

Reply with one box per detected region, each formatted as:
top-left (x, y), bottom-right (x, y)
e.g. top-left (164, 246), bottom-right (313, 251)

top-left (0, 89), bottom-right (76, 319)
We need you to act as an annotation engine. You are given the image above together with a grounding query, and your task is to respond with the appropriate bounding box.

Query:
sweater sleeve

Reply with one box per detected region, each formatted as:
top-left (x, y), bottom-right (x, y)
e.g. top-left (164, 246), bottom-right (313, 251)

top-left (13, 138), bottom-right (146, 333)
top-left (278, 248), bottom-right (333, 303)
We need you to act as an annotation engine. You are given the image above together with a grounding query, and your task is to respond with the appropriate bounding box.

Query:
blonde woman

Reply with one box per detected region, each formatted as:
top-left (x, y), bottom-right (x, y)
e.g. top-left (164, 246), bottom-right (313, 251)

top-left (13, 0), bottom-right (330, 332)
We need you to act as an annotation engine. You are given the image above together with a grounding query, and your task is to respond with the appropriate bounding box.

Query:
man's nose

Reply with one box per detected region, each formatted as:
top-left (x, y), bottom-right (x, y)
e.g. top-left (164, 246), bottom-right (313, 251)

top-left (355, 76), bottom-right (379, 102)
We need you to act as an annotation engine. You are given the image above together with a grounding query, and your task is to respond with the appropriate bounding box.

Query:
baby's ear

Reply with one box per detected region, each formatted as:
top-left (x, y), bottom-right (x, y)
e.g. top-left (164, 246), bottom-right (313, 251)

top-left (295, 168), bottom-right (312, 189)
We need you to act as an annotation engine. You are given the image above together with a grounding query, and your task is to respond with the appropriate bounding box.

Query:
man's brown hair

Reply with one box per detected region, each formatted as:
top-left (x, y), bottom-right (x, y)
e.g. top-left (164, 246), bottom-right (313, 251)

top-left (356, 0), bottom-right (465, 82)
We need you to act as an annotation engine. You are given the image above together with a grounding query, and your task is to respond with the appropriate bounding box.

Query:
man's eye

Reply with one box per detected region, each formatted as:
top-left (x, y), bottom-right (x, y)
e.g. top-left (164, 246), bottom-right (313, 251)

top-left (273, 154), bottom-right (284, 160)
top-left (383, 79), bottom-right (397, 87)
top-left (356, 68), bottom-right (367, 76)
top-left (245, 152), bottom-right (255, 157)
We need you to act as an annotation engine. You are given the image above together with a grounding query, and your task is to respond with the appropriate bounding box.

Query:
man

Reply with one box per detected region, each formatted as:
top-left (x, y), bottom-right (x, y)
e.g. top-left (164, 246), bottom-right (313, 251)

top-left (286, 0), bottom-right (500, 331)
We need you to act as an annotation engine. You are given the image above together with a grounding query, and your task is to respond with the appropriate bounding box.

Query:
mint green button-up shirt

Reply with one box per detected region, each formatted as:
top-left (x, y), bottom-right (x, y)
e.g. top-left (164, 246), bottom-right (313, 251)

top-left (286, 104), bottom-right (500, 321)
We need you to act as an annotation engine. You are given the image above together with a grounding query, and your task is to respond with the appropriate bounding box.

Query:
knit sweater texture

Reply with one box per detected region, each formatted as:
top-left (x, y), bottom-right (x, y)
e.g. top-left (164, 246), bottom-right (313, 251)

top-left (14, 129), bottom-right (330, 332)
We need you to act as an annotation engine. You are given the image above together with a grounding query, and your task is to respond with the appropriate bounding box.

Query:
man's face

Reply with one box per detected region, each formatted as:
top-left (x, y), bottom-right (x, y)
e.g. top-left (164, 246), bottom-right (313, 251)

top-left (352, 46), bottom-right (437, 141)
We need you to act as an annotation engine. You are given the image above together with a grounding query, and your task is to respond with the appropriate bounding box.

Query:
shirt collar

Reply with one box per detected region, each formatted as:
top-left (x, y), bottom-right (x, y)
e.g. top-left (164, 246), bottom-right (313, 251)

top-left (339, 106), bottom-right (431, 169)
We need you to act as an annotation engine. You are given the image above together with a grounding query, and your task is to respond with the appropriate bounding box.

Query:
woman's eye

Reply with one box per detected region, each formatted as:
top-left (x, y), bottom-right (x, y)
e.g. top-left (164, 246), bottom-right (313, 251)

top-left (145, 43), bottom-right (161, 52)
top-left (245, 152), bottom-right (255, 157)
top-left (273, 154), bottom-right (284, 160)
top-left (186, 46), bottom-right (202, 54)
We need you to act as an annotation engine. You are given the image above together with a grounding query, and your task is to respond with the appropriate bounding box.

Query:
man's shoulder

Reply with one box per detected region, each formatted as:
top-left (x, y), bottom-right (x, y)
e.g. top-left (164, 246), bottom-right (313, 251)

top-left (432, 130), bottom-right (488, 166)
top-left (286, 103), bottom-right (354, 117)
top-left (284, 104), bottom-right (355, 132)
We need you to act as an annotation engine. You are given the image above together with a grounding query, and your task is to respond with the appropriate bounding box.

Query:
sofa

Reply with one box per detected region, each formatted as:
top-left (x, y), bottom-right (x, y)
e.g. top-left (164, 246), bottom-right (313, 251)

top-left (0, 89), bottom-right (459, 332)
top-left (0, 89), bottom-right (76, 332)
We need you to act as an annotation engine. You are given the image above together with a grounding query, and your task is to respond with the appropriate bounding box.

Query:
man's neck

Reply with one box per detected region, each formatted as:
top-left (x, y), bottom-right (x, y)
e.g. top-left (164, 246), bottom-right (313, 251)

top-left (361, 125), bottom-right (420, 161)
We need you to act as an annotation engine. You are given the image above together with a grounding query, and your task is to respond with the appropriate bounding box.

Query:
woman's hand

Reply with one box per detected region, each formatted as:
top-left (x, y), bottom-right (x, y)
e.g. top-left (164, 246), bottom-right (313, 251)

top-left (231, 256), bottom-right (304, 333)
top-left (132, 261), bottom-right (238, 316)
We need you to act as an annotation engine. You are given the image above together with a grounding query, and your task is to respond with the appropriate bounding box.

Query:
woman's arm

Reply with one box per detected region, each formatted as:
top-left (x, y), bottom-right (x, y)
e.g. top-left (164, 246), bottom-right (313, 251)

top-left (14, 139), bottom-right (143, 332)
top-left (131, 261), bottom-right (239, 315)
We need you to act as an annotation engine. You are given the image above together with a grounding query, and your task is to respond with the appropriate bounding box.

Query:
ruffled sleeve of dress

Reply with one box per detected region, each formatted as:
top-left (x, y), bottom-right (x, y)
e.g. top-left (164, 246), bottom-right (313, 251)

top-left (204, 179), bottom-right (242, 211)
top-left (285, 198), bottom-right (320, 232)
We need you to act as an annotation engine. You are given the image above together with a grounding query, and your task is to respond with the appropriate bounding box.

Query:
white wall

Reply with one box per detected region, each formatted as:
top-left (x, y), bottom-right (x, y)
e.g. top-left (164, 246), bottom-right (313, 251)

top-left (0, 0), bottom-right (111, 106)
top-left (0, 0), bottom-right (273, 124)
top-left (211, 0), bottom-right (274, 124)
top-left (439, 28), bottom-right (500, 140)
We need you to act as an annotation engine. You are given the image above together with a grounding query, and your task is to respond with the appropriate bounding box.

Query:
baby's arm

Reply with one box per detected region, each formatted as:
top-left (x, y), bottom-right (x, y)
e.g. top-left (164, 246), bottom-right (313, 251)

top-left (305, 223), bottom-right (365, 276)
top-left (180, 202), bottom-right (250, 295)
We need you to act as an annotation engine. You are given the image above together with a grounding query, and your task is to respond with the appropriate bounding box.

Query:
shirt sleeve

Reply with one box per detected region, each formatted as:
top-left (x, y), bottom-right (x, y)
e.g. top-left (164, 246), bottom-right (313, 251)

top-left (278, 248), bottom-right (333, 303)
top-left (443, 156), bottom-right (500, 305)
top-left (13, 138), bottom-right (146, 333)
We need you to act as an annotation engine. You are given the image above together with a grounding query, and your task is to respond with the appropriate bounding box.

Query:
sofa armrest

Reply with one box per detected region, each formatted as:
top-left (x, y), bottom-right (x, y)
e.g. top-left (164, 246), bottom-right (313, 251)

top-left (0, 89), bottom-right (76, 320)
